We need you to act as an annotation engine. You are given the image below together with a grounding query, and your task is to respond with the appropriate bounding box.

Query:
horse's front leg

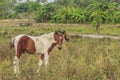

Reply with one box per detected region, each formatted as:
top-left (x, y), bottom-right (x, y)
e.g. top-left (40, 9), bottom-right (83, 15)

top-left (37, 54), bottom-right (44, 73)
top-left (44, 53), bottom-right (49, 71)
top-left (37, 53), bottom-right (49, 73)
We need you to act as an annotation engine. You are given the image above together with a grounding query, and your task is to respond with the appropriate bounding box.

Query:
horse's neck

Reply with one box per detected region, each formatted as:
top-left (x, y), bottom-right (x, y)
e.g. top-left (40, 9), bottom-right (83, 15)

top-left (44, 32), bottom-right (57, 53)
top-left (37, 32), bottom-right (55, 43)
top-left (42, 32), bottom-right (54, 39)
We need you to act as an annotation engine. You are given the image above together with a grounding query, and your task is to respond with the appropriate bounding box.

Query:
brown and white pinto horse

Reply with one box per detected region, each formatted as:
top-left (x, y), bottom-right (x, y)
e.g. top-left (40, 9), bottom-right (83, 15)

top-left (10, 30), bottom-right (69, 77)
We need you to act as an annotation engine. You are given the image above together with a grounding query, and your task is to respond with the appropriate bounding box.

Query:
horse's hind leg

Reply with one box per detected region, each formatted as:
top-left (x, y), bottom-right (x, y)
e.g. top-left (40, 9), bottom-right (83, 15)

top-left (13, 56), bottom-right (20, 78)
top-left (13, 51), bottom-right (22, 78)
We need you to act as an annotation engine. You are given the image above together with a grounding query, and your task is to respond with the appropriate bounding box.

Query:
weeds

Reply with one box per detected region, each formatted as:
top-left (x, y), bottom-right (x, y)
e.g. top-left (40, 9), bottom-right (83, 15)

top-left (0, 24), bottom-right (120, 80)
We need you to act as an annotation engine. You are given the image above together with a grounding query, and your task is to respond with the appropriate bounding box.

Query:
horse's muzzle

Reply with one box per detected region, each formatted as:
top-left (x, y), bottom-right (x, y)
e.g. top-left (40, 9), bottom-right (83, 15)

top-left (58, 46), bottom-right (62, 50)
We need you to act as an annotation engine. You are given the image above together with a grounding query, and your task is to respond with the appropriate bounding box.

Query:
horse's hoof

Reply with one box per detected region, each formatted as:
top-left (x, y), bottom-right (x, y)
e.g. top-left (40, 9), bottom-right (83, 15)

top-left (14, 74), bottom-right (21, 79)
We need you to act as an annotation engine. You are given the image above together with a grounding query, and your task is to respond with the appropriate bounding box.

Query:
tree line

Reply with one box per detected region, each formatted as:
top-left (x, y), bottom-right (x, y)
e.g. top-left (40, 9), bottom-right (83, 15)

top-left (0, 0), bottom-right (120, 25)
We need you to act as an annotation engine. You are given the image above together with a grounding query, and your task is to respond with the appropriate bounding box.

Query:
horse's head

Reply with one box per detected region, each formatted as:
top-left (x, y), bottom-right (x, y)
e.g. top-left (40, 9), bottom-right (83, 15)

top-left (54, 30), bottom-right (69, 50)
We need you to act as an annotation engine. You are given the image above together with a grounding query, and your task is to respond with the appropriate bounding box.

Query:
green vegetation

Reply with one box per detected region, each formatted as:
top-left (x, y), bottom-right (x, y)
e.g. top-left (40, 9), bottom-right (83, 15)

top-left (0, 0), bottom-right (120, 24)
top-left (0, 0), bottom-right (120, 32)
top-left (0, 21), bottom-right (120, 36)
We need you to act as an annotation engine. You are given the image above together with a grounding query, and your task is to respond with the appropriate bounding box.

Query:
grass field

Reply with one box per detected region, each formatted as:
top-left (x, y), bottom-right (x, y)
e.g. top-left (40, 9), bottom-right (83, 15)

top-left (0, 20), bottom-right (120, 80)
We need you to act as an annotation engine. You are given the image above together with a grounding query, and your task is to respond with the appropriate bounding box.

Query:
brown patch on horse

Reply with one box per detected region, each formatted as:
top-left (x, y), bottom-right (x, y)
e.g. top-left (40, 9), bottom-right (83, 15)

top-left (40, 54), bottom-right (44, 60)
top-left (17, 36), bottom-right (36, 58)
top-left (48, 43), bottom-right (57, 54)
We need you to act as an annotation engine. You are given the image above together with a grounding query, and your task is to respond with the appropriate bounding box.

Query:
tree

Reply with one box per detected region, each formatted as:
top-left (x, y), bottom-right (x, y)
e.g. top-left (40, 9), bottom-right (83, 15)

top-left (89, 0), bottom-right (118, 33)
top-left (36, 0), bottom-right (47, 3)
top-left (0, 0), bottom-right (16, 18)
top-left (14, 1), bottom-right (41, 18)
top-left (35, 3), bottom-right (56, 22)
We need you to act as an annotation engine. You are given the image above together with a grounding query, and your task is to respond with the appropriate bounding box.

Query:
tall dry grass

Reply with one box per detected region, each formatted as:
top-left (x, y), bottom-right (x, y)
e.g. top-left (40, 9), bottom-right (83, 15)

top-left (0, 37), bottom-right (120, 80)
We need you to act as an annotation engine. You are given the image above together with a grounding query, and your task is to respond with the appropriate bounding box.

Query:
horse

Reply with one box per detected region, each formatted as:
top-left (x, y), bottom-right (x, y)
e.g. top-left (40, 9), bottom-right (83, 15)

top-left (10, 30), bottom-right (69, 77)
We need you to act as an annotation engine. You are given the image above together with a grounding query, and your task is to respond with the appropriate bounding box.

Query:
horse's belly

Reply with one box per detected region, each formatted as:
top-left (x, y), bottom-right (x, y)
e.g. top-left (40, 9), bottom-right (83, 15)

top-left (35, 47), bottom-right (44, 54)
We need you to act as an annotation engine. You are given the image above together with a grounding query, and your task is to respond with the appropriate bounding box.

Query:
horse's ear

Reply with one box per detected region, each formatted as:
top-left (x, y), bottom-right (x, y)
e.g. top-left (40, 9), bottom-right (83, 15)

top-left (63, 30), bottom-right (69, 41)
top-left (62, 30), bottom-right (65, 34)
top-left (55, 31), bottom-right (58, 34)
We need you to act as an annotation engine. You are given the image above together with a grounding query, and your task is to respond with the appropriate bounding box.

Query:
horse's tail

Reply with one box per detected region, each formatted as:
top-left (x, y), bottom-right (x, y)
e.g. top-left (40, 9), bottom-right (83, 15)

top-left (10, 38), bottom-right (15, 49)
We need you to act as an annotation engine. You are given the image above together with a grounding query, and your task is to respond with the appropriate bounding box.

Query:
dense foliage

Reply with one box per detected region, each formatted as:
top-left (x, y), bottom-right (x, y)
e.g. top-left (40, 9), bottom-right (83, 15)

top-left (0, 0), bottom-right (120, 24)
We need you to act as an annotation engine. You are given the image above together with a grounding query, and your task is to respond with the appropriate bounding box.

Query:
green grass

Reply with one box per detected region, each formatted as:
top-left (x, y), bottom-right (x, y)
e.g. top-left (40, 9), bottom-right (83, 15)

top-left (0, 23), bottom-right (120, 80)
top-left (0, 23), bottom-right (120, 37)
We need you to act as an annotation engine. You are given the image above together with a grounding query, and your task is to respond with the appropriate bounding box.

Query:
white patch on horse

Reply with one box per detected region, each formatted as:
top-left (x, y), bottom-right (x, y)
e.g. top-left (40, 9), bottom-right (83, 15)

top-left (28, 32), bottom-right (56, 73)
top-left (29, 32), bottom-right (56, 54)
top-left (59, 36), bottom-right (63, 39)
